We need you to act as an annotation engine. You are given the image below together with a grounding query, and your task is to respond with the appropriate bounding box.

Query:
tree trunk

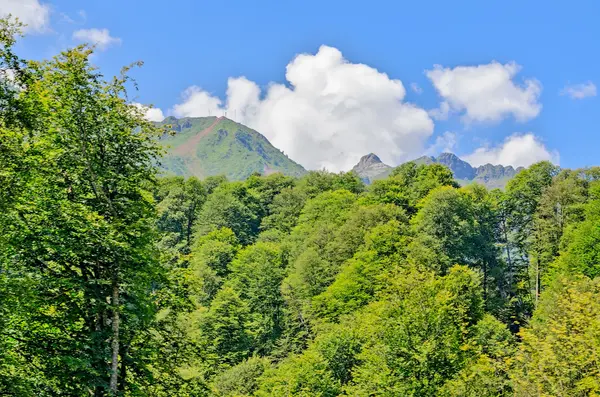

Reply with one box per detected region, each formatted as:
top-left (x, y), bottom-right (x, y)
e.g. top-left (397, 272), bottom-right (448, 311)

top-left (503, 222), bottom-right (512, 273)
top-left (118, 344), bottom-right (128, 394)
top-left (483, 261), bottom-right (488, 307)
top-left (535, 256), bottom-right (540, 306)
top-left (109, 278), bottom-right (120, 395)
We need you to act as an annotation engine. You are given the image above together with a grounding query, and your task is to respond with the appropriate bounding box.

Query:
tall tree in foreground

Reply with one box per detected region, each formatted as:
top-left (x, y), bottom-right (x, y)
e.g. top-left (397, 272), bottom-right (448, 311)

top-left (0, 23), bottom-right (163, 395)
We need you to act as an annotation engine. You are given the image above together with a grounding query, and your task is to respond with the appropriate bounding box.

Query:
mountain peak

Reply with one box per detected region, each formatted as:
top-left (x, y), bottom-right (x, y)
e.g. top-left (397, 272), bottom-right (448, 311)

top-left (435, 153), bottom-right (475, 180)
top-left (352, 153), bottom-right (392, 184)
top-left (437, 152), bottom-right (461, 161)
top-left (159, 116), bottom-right (306, 180)
top-left (355, 153), bottom-right (383, 168)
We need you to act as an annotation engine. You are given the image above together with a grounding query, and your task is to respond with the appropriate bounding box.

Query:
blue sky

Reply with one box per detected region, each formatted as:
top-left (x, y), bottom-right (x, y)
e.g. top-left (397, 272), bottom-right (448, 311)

top-left (5, 0), bottom-right (599, 171)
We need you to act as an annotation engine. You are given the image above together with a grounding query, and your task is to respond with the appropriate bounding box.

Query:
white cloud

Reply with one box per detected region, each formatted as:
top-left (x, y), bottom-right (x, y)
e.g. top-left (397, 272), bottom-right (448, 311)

top-left (73, 28), bottom-right (121, 50)
top-left (133, 103), bottom-right (165, 122)
top-left (426, 131), bottom-right (457, 155)
top-left (410, 82), bottom-right (422, 94)
top-left (462, 133), bottom-right (558, 168)
top-left (428, 101), bottom-right (450, 121)
top-left (170, 45), bottom-right (434, 171)
top-left (561, 81), bottom-right (596, 100)
top-left (171, 86), bottom-right (223, 117)
top-left (0, 0), bottom-right (50, 33)
top-left (426, 61), bottom-right (542, 123)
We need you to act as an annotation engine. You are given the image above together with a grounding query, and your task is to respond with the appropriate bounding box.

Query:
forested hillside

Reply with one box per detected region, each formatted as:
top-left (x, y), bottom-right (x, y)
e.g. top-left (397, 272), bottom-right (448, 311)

top-left (2, 20), bottom-right (600, 396)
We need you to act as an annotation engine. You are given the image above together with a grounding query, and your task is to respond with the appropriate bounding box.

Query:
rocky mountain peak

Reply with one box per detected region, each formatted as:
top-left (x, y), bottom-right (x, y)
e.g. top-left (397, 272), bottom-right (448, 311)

top-left (436, 152), bottom-right (476, 180)
top-left (437, 152), bottom-right (461, 162)
top-left (355, 153), bottom-right (383, 168)
top-left (352, 153), bottom-right (392, 183)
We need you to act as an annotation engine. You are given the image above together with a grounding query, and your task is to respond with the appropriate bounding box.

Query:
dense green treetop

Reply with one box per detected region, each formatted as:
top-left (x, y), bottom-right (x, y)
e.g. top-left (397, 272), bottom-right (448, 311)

top-left (2, 18), bottom-right (600, 396)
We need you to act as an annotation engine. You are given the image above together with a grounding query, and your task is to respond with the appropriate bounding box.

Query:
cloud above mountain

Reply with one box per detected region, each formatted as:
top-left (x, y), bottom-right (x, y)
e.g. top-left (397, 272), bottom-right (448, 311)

top-left (426, 62), bottom-right (542, 123)
top-left (462, 133), bottom-right (558, 168)
top-left (170, 45), bottom-right (434, 172)
top-left (156, 47), bottom-right (560, 171)
top-left (133, 103), bottom-right (165, 122)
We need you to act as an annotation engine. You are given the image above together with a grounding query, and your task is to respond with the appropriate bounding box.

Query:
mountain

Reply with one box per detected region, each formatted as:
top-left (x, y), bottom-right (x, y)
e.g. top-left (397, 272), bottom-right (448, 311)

top-left (159, 116), bottom-right (306, 180)
top-left (353, 152), bottom-right (523, 189)
top-left (158, 116), bottom-right (520, 188)
top-left (352, 153), bottom-right (393, 183)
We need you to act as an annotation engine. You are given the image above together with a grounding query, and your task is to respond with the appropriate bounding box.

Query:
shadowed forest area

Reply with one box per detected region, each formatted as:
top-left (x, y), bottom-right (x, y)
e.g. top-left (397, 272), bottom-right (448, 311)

top-left (1, 20), bottom-right (600, 396)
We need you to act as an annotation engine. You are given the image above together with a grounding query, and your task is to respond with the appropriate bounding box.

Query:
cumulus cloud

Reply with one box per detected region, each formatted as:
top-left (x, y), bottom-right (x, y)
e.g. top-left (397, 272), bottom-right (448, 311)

top-left (428, 101), bottom-right (450, 121)
top-left (561, 81), bottom-right (596, 100)
top-left (172, 86), bottom-right (223, 117)
top-left (133, 103), bottom-right (165, 122)
top-left (426, 131), bottom-right (457, 155)
top-left (462, 133), bottom-right (558, 168)
top-left (426, 62), bottom-right (542, 124)
top-left (0, 0), bottom-right (50, 33)
top-left (170, 45), bottom-right (434, 171)
top-left (73, 28), bottom-right (121, 50)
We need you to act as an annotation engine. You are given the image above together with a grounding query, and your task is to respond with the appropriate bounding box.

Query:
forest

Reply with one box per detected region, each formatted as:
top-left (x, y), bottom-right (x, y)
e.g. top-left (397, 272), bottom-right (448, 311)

top-left (1, 19), bottom-right (600, 396)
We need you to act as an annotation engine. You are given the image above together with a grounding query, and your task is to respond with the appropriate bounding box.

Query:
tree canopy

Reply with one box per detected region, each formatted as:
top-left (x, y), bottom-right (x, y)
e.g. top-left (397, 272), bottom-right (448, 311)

top-left (2, 18), bottom-right (600, 397)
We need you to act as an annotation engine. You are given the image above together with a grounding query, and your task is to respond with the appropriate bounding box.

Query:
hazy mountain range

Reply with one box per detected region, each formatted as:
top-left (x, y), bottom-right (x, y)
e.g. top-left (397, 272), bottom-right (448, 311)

top-left (352, 152), bottom-right (523, 188)
top-left (160, 116), bottom-right (522, 188)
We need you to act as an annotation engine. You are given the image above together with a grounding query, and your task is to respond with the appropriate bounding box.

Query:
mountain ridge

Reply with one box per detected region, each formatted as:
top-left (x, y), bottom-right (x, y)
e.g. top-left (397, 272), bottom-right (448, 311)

top-left (159, 116), bottom-right (522, 188)
top-left (353, 152), bottom-right (523, 188)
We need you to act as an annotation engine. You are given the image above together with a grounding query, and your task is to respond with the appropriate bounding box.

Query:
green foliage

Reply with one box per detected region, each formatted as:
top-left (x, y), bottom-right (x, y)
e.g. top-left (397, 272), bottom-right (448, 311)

top-left (260, 187), bottom-right (307, 234)
top-left (227, 242), bottom-right (286, 354)
top-left (370, 162), bottom-right (459, 214)
top-left (311, 219), bottom-right (409, 321)
top-left (211, 356), bottom-right (271, 397)
top-left (155, 176), bottom-right (206, 254)
top-left (440, 315), bottom-right (515, 397)
top-left (409, 185), bottom-right (501, 311)
top-left (345, 266), bottom-right (484, 396)
top-left (255, 349), bottom-right (342, 397)
top-left (195, 184), bottom-right (260, 245)
top-left (3, 17), bottom-right (600, 397)
top-left (505, 161), bottom-right (559, 262)
top-left (551, 183), bottom-right (600, 279)
top-left (198, 286), bottom-right (253, 366)
top-left (511, 275), bottom-right (600, 396)
top-left (0, 22), bottom-right (164, 394)
top-left (186, 228), bottom-right (241, 305)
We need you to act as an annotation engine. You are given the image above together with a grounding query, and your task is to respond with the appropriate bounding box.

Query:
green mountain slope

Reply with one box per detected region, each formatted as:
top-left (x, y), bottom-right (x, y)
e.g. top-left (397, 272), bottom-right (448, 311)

top-left (159, 116), bottom-right (306, 180)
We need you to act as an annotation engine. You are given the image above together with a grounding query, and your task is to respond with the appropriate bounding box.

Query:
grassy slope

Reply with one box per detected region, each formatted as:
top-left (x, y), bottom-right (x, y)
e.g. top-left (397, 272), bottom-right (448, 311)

top-left (159, 117), bottom-right (306, 180)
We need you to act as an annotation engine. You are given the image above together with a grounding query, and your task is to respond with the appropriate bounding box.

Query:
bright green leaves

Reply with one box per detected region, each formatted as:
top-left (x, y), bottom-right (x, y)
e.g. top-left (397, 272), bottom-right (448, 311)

top-left (0, 23), bottom-right (164, 394)
top-left (511, 275), bottom-right (600, 396)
